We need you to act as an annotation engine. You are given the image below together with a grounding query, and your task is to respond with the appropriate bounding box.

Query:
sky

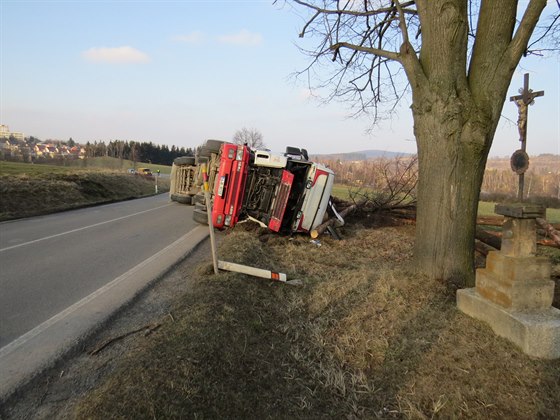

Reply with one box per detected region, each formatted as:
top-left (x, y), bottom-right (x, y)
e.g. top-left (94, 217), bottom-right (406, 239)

top-left (1, 0), bottom-right (559, 157)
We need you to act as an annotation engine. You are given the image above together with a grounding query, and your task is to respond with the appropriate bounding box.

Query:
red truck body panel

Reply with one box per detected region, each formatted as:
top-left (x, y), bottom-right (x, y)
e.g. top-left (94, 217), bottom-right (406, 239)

top-left (267, 170), bottom-right (294, 232)
top-left (212, 144), bottom-right (250, 229)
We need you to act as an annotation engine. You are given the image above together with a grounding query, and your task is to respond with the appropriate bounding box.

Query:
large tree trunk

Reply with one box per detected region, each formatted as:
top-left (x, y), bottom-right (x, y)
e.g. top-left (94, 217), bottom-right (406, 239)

top-left (414, 142), bottom-right (487, 287)
top-left (407, 1), bottom-right (545, 287)
top-left (412, 90), bottom-right (491, 287)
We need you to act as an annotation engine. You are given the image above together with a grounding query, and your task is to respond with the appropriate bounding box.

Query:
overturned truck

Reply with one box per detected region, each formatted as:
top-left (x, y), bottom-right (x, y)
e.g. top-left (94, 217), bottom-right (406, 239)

top-left (170, 140), bottom-right (335, 235)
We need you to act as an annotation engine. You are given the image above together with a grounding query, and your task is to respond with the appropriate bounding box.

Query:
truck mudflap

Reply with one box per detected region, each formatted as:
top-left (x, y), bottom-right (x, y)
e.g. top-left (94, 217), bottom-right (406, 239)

top-left (268, 170), bottom-right (294, 232)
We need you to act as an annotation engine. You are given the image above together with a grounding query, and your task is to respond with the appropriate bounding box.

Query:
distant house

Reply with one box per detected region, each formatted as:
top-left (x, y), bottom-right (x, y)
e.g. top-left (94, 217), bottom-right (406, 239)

top-left (0, 139), bottom-right (12, 157)
top-left (46, 145), bottom-right (58, 158)
top-left (34, 144), bottom-right (48, 157)
top-left (70, 145), bottom-right (86, 159)
top-left (59, 146), bottom-right (71, 157)
top-left (1, 139), bottom-right (21, 153)
top-left (0, 125), bottom-right (24, 142)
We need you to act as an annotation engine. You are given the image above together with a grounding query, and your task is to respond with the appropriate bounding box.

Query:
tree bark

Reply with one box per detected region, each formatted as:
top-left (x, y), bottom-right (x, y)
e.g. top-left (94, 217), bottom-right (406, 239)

top-left (413, 103), bottom-right (489, 287)
top-left (406, 1), bottom-right (545, 287)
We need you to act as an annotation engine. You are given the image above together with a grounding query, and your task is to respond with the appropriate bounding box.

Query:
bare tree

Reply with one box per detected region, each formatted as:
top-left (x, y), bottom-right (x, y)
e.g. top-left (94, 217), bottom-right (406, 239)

top-left (347, 155), bottom-right (418, 209)
top-left (290, 0), bottom-right (557, 286)
top-left (233, 127), bottom-right (266, 149)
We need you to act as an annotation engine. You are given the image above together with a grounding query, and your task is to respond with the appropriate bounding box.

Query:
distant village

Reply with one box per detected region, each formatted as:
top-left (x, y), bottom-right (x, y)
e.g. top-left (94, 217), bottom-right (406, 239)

top-left (0, 125), bottom-right (193, 166)
top-left (0, 125), bottom-right (86, 162)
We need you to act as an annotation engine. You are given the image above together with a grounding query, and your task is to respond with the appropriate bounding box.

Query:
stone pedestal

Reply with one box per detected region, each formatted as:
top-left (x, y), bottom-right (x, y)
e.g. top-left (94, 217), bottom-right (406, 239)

top-left (457, 203), bottom-right (560, 359)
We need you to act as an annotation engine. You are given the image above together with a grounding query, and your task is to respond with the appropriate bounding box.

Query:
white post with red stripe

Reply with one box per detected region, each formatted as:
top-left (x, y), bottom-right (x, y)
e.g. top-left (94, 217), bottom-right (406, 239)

top-left (218, 260), bottom-right (288, 283)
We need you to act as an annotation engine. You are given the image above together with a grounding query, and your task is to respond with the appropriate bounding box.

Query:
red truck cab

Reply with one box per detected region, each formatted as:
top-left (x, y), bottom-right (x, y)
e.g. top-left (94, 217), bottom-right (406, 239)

top-left (209, 142), bottom-right (334, 234)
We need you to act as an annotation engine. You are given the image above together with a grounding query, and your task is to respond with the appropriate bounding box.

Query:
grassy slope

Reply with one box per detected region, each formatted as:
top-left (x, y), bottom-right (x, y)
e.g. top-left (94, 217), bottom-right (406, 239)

top-left (73, 219), bottom-right (560, 419)
top-left (0, 161), bottom-right (170, 221)
top-left (66, 156), bottom-right (173, 174)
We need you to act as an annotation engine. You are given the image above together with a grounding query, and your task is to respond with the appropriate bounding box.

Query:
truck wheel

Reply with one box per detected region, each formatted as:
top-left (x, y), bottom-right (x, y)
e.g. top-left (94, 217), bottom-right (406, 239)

top-left (171, 194), bottom-right (192, 205)
top-left (193, 192), bottom-right (206, 205)
top-left (193, 208), bottom-right (209, 225)
top-left (174, 156), bottom-right (195, 166)
top-left (198, 140), bottom-right (224, 158)
top-left (204, 139), bottom-right (224, 153)
top-left (195, 155), bottom-right (208, 165)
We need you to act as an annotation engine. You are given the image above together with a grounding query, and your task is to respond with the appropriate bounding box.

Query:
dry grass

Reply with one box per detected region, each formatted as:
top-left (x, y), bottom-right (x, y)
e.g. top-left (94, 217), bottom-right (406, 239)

top-left (74, 216), bottom-right (560, 419)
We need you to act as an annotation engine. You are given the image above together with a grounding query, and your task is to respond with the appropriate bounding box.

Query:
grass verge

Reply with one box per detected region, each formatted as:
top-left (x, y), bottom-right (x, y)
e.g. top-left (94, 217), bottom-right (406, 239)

top-left (0, 162), bottom-right (170, 221)
top-left (73, 218), bottom-right (560, 419)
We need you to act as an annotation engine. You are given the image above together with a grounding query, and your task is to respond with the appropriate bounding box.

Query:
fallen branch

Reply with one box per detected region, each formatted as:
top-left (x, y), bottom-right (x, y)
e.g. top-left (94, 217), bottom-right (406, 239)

top-left (536, 218), bottom-right (560, 246)
top-left (310, 203), bottom-right (358, 238)
top-left (89, 322), bottom-right (161, 356)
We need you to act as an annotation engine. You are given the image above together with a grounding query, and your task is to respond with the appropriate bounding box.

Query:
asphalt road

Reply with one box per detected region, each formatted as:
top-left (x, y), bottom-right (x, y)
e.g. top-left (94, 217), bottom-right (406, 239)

top-left (0, 194), bottom-right (198, 348)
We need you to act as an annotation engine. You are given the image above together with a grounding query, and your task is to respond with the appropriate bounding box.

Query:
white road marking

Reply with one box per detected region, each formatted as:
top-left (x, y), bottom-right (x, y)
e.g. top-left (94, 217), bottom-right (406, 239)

top-left (0, 204), bottom-right (172, 253)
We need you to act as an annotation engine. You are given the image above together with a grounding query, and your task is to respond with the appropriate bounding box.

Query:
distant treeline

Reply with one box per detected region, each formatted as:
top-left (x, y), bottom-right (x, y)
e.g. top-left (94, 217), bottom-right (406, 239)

top-left (84, 140), bottom-right (194, 166)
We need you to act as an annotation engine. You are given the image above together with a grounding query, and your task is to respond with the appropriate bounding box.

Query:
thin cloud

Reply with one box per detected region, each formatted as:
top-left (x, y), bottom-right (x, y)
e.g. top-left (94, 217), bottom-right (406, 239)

top-left (82, 46), bottom-right (150, 64)
top-left (216, 29), bottom-right (263, 46)
top-left (172, 31), bottom-right (205, 44)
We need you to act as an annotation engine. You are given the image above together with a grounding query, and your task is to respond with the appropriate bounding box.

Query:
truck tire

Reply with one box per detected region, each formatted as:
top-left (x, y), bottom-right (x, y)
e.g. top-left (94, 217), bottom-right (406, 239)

top-left (193, 192), bottom-right (206, 205)
top-left (174, 156), bottom-right (195, 166)
top-left (198, 140), bottom-right (224, 158)
top-left (193, 208), bottom-right (209, 225)
top-left (195, 155), bottom-right (208, 165)
top-left (171, 194), bottom-right (192, 205)
top-left (204, 139), bottom-right (224, 153)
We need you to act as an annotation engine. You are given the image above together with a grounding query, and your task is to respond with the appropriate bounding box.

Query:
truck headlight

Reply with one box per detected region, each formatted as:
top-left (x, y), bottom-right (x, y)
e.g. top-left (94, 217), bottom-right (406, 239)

top-left (236, 148), bottom-right (244, 161)
top-left (228, 148), bottom-right (235, 159)
top-left (216, 215), bottom-right (223, 225)
top-left (225, 215), bottom-right (232, 226)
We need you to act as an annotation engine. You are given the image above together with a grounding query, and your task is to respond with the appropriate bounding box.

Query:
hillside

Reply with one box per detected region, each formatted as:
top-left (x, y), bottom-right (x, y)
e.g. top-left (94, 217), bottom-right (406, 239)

top-left (0, 161), bottom-right (170, 221)
top-left (485, 153), bottom-right (559, 172)
top-left (310, 149), bottom-right (413, 161)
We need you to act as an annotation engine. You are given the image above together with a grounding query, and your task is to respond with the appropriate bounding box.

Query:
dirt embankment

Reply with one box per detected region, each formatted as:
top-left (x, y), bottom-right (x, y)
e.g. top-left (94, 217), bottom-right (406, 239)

top-left (0, 172), bottom-right (170, 221)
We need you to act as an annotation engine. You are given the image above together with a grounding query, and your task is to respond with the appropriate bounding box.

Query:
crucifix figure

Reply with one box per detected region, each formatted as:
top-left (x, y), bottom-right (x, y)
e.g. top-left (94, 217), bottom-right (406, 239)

top-left (509, 73), bottom-right (544, 201)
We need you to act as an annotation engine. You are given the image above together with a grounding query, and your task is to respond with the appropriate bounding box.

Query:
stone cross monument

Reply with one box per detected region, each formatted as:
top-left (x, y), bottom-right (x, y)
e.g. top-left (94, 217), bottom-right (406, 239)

top-left (457, 202), bottom-right (560, 359)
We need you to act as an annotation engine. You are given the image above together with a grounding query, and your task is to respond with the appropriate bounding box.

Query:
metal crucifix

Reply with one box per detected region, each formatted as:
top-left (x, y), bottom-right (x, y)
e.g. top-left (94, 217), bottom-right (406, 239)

top-left (509, 73), bottom-right (544, 201)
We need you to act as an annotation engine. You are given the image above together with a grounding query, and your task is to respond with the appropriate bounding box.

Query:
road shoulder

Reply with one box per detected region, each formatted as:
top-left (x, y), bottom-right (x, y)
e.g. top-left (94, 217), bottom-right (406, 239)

top-left (0, 225), bottom-right (209, 408)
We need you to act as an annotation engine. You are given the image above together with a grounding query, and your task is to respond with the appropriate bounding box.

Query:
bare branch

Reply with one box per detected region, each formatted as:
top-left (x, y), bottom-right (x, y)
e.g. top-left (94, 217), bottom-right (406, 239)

top-left (508, 0), bottom-right (548, 64)
top-left (293, 0), bottom-right (417, 18)
top-left (330, 41), bottom-right (400, 61)
top-left (299, 10), bottom-right (320, 38)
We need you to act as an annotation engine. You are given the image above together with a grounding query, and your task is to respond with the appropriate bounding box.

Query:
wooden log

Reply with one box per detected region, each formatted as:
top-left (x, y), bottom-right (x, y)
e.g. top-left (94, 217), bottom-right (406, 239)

top-left (538, 239), bottom-right (560, 248)
top-left (475, 226), bottom-right (502, 250)
top-left (475, 239), bottom-right (498, 256)
top-left (310, 203), bottom-right (357, 239)
top-left (476, 216), bottom-right (504, 226)
top-left (536, 218), bottom-right (560, 246)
